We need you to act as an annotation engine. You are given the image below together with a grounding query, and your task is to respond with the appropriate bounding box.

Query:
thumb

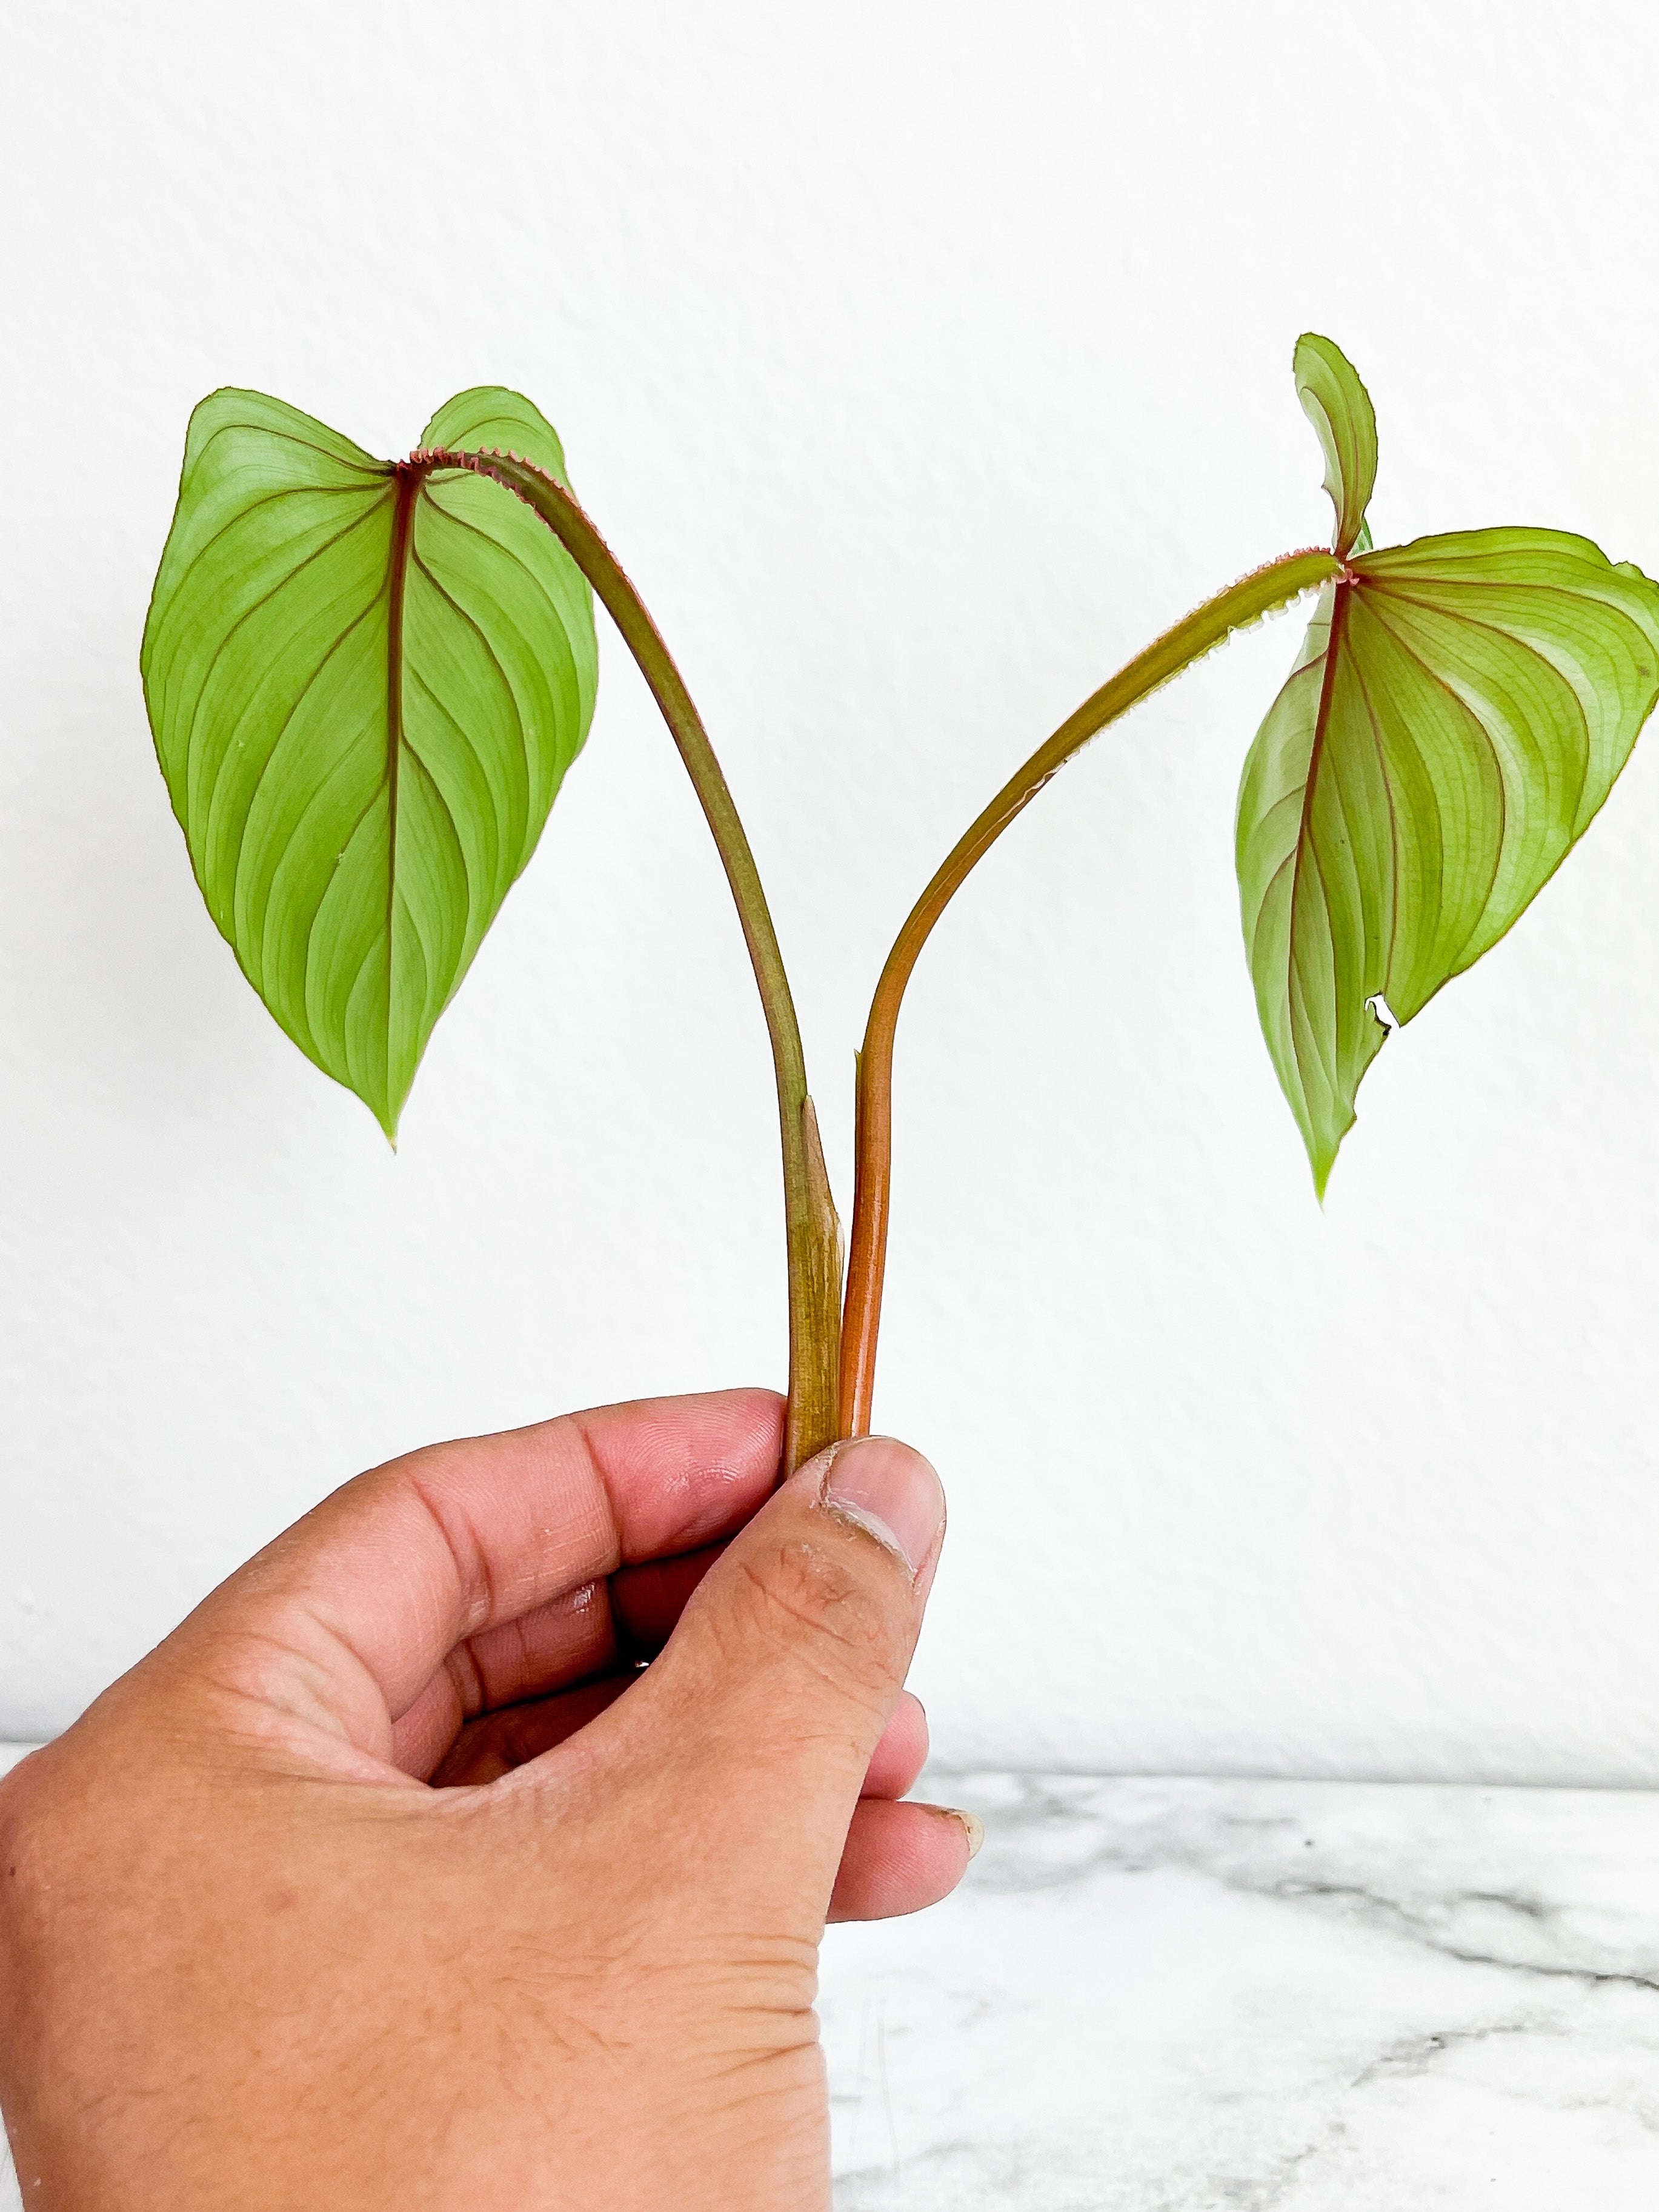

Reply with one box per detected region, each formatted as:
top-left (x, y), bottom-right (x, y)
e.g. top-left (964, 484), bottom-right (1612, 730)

top-left (629, 1435), bottom-right (945, 1913)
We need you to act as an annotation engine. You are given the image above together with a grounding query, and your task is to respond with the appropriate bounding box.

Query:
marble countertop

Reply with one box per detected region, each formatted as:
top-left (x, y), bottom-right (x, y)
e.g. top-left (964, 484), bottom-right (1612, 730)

top-left (6, 1756), bottom-right (1659, 2207)
top-left (822, 1774), bottom-right (1659, 2208)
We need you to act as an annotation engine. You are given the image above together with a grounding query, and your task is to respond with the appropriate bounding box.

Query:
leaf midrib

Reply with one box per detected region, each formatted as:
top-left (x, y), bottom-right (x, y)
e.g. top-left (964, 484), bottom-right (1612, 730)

top-left (383, 465), bottom-right (424, 1043)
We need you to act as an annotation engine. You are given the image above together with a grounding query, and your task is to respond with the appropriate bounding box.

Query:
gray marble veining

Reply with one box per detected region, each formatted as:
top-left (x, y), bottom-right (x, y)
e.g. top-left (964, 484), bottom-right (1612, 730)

top-left (822, 1775), bottom-right (1659, 2208)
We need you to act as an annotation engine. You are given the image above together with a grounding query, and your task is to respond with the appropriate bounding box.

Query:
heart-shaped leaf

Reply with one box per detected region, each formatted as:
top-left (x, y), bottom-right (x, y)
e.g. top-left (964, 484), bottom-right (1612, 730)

top-left (1237, 335), bottom-right (1659, 1194)
top-left (141, 386), bottom-right (597, 1138)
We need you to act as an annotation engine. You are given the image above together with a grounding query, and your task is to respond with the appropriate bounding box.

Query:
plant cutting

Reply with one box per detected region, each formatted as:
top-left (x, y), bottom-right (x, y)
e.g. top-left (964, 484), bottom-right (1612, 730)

top-left (141, 337), bottom-right (1659, 1473)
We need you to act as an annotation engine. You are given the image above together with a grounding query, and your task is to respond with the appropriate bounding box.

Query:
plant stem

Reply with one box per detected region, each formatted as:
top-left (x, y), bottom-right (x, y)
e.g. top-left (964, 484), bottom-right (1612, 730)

top-left (838, 546), bottom-right (1343, 1437)
top-left (433, 445), bottom-right (842, 1470)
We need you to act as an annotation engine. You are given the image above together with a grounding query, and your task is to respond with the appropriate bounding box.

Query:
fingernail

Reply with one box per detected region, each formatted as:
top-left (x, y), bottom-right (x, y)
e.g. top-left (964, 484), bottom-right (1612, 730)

top-left (922, 1803), bottom-right (984, 1859)
top-left (819, 1436), bottom-right (945, 1578)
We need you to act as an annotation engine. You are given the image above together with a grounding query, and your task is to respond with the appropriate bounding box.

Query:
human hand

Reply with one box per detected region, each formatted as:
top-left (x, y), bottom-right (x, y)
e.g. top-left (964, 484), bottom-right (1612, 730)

top-left (0, 1390), bottom-right (972, 2208)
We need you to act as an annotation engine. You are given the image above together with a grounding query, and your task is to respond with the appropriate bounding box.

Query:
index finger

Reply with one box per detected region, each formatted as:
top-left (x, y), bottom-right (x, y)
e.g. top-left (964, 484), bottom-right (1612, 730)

top-left (179, 1389), bottom-right (784, 1758)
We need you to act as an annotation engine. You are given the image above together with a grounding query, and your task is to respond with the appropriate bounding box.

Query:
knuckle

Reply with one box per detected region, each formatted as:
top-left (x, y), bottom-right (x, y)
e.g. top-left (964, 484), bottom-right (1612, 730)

top-left (0, 1746), bottom-right (52, 1868)
top-left (739, 1533), bottom-right (909, 1704)
top-left (0, 1749), bottom-right (79, 1956)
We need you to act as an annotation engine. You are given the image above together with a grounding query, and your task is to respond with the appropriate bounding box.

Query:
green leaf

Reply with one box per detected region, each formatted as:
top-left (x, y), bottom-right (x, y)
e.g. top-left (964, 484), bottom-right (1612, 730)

top-left (1237, 343), bottom-right (1659, 1194)
top-left (1295, 331), bottom-right (1377, 561)
top-left (141, 387), bottom-right (597, 1138)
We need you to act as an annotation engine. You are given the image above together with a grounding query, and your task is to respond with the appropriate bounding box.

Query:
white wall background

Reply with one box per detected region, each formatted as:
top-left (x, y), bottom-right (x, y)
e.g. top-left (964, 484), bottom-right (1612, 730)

top-left (4, 0), bottom-right (1658, 1778)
